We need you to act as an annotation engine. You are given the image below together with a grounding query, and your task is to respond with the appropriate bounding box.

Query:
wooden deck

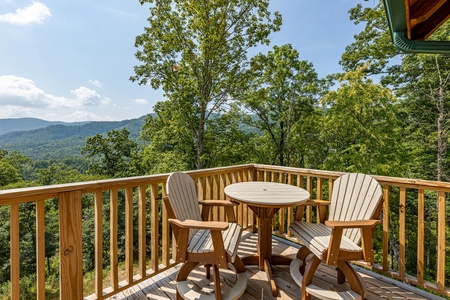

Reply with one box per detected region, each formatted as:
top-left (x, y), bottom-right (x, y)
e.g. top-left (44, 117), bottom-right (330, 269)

top-left (106, 232), bottom-right (445, 300)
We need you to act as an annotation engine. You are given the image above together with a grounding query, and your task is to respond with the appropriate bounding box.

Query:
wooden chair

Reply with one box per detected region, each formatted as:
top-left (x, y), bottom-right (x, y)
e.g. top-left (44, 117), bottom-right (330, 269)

top-left (164, 172), bottom-right (247, 300)
top-left (289, 173), bottom-right (383, 300)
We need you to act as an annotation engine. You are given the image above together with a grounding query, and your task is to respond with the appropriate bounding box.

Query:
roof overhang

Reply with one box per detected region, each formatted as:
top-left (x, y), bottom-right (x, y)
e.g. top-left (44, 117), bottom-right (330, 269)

top-left (383, 0), bottom-right (450, 54)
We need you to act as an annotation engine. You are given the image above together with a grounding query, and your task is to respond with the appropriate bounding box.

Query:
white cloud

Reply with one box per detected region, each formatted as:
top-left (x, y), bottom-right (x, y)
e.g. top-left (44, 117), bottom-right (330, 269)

top-left (0, 75), bottom-right (67, 107)
top-left (0, 75), bottom-right (111, 111)
top-left (89, 79), bottom-right (103, 88)
top-left (70, 86), bottom-right (102, 106)
top-left (0, 1), bottom-right (51, 25)
top-left (0, 105), bottom-right (35, 118)
top-left (133, 98), bottom-right (149, 105)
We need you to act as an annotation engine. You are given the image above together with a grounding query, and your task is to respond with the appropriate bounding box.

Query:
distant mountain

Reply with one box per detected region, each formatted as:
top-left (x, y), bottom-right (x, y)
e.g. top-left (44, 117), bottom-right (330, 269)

top-left (0, 116), bottom-right (148, 160)
top-left (0, 118), bottom-right (89, 136)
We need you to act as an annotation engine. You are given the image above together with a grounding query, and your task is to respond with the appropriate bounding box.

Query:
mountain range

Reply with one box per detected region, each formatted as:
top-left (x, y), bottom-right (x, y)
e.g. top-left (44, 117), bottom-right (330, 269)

top-left (0, 116), bottom-right (147, 161)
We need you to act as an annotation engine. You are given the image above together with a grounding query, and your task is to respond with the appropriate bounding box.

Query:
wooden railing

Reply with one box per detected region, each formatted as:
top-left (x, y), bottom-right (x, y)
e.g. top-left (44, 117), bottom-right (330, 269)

top-left (0, 164), bottom-right (448, 299)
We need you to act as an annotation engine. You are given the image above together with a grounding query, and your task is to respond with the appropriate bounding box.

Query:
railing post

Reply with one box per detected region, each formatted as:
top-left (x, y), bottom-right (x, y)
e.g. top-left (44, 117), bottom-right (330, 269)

top-left (59, 190), bottom-right (83, 300)
top-left (437, 191), bottom-right (446, 291)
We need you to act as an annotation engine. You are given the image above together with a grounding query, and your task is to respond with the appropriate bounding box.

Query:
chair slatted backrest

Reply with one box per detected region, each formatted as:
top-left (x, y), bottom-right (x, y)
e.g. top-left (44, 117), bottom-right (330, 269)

top-left (167, 172), bottom-right (203, 239)
top-left (328, 173), bottom-right (383, 244)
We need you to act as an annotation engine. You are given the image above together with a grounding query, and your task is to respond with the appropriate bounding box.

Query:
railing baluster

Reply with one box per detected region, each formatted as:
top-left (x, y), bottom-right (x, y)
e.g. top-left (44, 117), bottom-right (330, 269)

top-left (94, 191), bottom-right (103, 298)
top-left (417, 189), bottom-right (424, 284)
top-left (36, 200), bottom-right (45, 300)
top-left (399, 187), bottom-right (406, 278)
top-left (287, 174), bottom-right (294, 237)
top-left (162, 186), bottom-right (170, 267)
top-left (110, 189), bottom-right (119, 290)
top-left (382, 186), bottom-right (390, 272)
top-left (219, 174), bottom-right (226, 221)
top-left (316, 178), bottom-right (323, 223)
top-left (138, 185), bottom-right (147, 278)
top-left (213, 175), bottom-right (219, 221)
top-left (125, 187), bottom-right (134, 284)
top-left (10, 203), bottom-right (20, 300)
top-left (150, 184), bottom-right (159, 273)
top-left (306, 176), bottom-right (313, 223)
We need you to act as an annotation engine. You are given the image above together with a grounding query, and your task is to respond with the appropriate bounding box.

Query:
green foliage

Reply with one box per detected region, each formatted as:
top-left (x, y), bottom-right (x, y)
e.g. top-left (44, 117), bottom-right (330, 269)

top-left (340, 2), bottom-right (399, 76)
top-left (132, 0), bottom-right (281, 169)
top-left (0, 150), bottom-right (31, 188)
top-left (319, 65), bottom-right (405, 175)
top-left (0, 116), bottom-right (146, 161)
top-left (82, 128), bottom-right (144, 178)
top-left (239, 44), bottom-right (326, 166)
top-left (0, 1), bottom-right (449, 296)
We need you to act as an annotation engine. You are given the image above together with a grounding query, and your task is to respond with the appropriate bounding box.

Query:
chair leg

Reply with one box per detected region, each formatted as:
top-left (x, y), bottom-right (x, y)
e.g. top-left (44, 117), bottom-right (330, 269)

top-left (213, 264), bottom-right (222, 300)
top-left (232, 255), bottom-right (247, 273)
top-left (336, 266), bottom-right (345, 284)
top-left (176, 261), bottom-right (199, 299)
top-left (296, 246), bottom-right (311, 276)
top-left (205, 263), bottom-right (211, 279)
top-left (301, 255), bottom-right (321, 300)
top-left (176, 261), bottom-right (198, 282)
top-left (337, 261), bottom-right (366, 298)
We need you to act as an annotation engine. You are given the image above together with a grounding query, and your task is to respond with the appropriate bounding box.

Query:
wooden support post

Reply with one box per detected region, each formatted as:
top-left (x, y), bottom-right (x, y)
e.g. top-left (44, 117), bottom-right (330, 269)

top-left (59, 190), bottom-right (83, 300)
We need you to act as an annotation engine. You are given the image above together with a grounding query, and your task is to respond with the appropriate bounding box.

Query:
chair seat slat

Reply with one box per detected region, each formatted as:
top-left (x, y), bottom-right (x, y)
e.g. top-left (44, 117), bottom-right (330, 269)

top-left (188, 223), bottom-right (242, 260)
top-left (290, 221), bottom-right (362, 260)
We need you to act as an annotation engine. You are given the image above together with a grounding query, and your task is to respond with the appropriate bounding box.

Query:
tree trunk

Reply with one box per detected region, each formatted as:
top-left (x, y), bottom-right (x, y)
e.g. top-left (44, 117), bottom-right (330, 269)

top-left (435, 57), bottom-right (446, 182)
top-left (197, 104), bottom-right (206, 170)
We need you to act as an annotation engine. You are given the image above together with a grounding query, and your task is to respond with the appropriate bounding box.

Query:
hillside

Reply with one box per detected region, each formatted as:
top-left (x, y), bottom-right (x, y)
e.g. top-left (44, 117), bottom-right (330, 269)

top-left (0, 116), bottom-right (147, 160)
top-left (0, 118), bottom-right (89, 136)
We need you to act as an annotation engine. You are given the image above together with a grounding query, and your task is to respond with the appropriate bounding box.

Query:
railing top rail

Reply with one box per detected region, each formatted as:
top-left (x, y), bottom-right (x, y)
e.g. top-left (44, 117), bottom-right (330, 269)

top-left (0, 164), bottom-right (255, 202)
top-left (2, 163), bottom-right (450, 203)
top-left (253, 164), bottom-right (450, 191)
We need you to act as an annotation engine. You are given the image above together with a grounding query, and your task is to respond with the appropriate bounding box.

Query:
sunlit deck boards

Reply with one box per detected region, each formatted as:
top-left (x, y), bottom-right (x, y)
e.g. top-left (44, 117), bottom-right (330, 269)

top-left (106, 232), bottom-right (444, 300)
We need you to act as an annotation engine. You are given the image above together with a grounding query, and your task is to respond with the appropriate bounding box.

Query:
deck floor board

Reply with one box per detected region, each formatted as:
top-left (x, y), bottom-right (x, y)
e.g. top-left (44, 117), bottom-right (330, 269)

top-left (106, 231), bottom-right (443, 300)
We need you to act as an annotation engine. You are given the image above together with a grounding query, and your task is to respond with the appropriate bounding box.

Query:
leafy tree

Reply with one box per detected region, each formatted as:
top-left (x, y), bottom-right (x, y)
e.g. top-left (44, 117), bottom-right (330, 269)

top-left (82, 128), bottom-right (143, 178)
top-left (140, 103), bottom-right (255, 173)
top-left (340, 2), bottom-right (399, 77)
top-left (339, 1), bottom-right (450, 286)
top-left (35, 162), bottom-right (97, 185)
top-left (0, 150), bottom-right (30, 188)
top-left (0, 160), bottom-right (20, 187)
top-left (388, 23), bottom-right (450, 181)
top-left (132, 0), bottom-right (281, 169)
top-left (320, 65), bottom-right (404, 176)
top-left (239, 44), bottom-right (325, 166)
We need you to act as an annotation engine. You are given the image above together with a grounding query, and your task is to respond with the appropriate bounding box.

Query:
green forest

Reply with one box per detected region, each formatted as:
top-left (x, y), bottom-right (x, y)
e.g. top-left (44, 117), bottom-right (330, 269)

top-left (0, 0), bottom-right (449, 298)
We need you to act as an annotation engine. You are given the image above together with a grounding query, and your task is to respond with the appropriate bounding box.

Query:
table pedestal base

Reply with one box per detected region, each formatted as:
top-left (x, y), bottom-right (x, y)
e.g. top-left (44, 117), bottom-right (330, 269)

top-left (224, 182), bottom-right (310, 297)
top-left (242, 254), bottom-right (292, 296)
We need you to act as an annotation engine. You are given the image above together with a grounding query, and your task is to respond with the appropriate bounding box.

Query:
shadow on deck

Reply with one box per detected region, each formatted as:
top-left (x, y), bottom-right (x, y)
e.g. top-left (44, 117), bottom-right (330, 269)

top-left (107, 232), bottom-right (445, 300)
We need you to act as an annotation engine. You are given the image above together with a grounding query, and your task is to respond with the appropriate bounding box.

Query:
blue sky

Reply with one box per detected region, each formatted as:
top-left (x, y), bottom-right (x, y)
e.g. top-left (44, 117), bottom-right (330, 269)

top-left (0, 0), bottom-right (370, 122)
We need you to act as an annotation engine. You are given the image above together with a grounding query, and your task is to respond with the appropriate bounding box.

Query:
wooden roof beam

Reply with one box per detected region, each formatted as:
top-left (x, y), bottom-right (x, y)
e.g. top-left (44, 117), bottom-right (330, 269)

top-left (409, 0), bottom-right (450, 40)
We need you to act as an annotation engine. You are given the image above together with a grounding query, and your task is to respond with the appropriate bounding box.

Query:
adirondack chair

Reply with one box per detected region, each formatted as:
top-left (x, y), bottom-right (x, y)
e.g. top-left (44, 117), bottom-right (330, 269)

top-left (289, 173), bottom-right (383, 300)
top-left (164, 172), bottom-right (247, 300)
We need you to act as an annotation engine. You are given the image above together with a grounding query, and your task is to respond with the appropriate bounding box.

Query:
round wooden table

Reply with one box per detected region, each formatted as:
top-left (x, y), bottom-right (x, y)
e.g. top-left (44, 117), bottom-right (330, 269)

top-left (224, 181), bottom-right (310, 296)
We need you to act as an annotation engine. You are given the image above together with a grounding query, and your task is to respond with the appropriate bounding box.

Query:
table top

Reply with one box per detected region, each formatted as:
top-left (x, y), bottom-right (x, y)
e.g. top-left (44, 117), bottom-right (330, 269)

top-left (224, 181), bottom-right (310, 208)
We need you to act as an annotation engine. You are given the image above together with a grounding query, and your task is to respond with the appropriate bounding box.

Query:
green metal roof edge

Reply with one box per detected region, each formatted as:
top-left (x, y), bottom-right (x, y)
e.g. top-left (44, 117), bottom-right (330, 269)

top-left (383, 0), bottom-right (450, 54)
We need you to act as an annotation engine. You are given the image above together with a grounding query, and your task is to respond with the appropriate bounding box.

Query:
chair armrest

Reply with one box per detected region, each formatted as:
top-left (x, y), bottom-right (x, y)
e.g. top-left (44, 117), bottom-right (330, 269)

top-left (325, 219), bottom-right (381, 229)
top-left (198, 200), bottom-right (238, 207)
top-left (168, 219), bottom-right (229, 230)
top-left (300, 199), bottom-right (330, 206)
top-left (325, 219), bottom-right (381, 265)
top-left (200, 200), bottom-right (239, 222)
top-left (294, 200), bottom-right (329, 222)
